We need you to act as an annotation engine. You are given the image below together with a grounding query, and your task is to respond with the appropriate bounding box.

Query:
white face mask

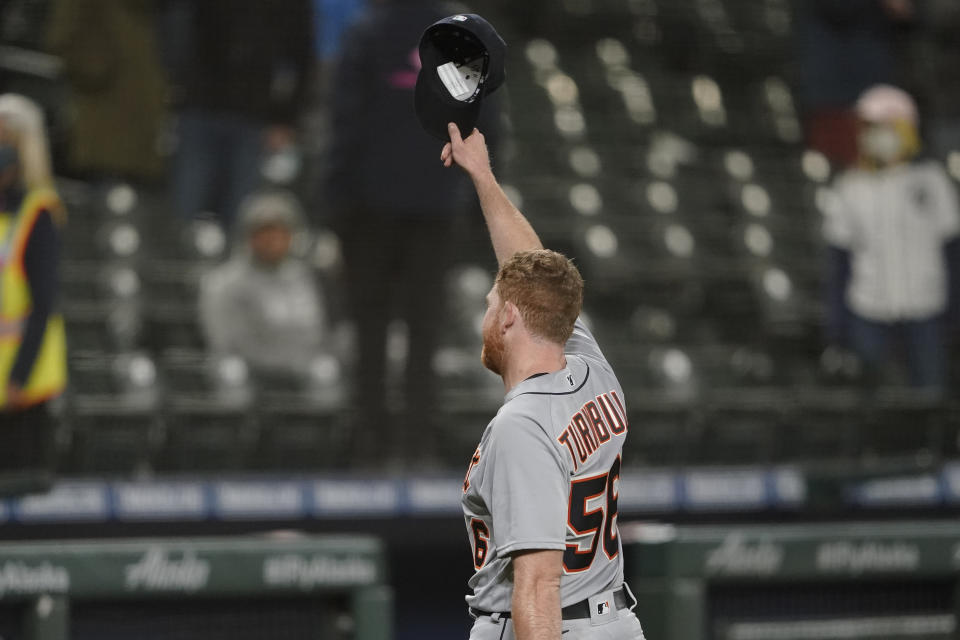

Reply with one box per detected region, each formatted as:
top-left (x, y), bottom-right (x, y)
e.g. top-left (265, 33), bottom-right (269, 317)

top-left (860, 126), bottom-right (903, 163)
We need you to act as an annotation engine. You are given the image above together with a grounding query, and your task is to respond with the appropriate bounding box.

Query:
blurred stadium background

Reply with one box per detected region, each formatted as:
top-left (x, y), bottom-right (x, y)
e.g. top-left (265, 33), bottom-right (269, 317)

top-left (1, 0), bottom-right (959, 639)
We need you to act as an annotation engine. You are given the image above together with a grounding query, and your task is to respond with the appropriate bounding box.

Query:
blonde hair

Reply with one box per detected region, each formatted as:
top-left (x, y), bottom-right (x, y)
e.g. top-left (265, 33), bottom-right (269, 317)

top-left (495, 249), bottom-right (584, 344)
top-left (0, 94), bottom-right (55, 190)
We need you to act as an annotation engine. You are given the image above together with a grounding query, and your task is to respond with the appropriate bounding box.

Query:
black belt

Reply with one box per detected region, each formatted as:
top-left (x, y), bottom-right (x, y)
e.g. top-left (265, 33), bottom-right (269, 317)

top-left (470, 586), bottom-right (630, 621)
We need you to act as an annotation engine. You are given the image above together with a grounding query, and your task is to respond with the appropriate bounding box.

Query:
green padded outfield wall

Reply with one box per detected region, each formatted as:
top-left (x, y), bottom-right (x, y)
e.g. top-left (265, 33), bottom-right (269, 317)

top-left (0, 535), bottom-right (391, 640)
top-left (623, 520), bottom-right (960, 640)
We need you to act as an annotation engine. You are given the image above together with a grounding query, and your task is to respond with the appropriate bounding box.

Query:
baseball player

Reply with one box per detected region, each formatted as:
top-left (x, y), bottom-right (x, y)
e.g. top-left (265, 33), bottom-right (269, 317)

top-left (442, 121), bottom-right (645, 640)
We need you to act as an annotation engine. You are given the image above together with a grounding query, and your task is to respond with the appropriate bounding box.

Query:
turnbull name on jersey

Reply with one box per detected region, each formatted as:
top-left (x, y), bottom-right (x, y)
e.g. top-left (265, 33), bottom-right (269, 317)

top-left (557, 391), bottom-right (628, 472)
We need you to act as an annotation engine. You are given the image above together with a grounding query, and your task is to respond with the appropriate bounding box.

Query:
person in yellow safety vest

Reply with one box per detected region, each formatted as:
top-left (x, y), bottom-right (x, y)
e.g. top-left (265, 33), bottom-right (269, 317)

top-left (0, 94), bottom-right (67, 476)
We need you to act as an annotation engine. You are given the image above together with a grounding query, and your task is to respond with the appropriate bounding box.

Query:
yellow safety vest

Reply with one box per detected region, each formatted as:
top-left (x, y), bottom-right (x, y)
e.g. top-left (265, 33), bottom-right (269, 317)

top-left (0, 186), bottom-right (67, 408)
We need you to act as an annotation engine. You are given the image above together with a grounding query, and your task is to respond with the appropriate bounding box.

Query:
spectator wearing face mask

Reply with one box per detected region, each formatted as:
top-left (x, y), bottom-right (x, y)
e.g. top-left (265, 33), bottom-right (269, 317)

top-left (0, 94), bottom-right (67, 486)
top-left (795, 0), bottom-right (915, 169)
top-left (823, 85), bottom-right (960, 393)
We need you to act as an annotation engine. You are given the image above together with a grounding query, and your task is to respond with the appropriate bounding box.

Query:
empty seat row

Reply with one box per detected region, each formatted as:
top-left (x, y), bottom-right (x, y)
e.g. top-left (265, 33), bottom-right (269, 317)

top-left (50, 388), bottom-right (960, 474)
top-left (62, 397), bottom-right (351, 474)
top-left (624, 390), bottom-right (959, 467)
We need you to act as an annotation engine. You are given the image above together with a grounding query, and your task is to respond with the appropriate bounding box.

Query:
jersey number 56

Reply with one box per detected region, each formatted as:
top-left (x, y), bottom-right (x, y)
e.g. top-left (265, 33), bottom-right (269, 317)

top-left (563, 456), bottom-right (620, 573)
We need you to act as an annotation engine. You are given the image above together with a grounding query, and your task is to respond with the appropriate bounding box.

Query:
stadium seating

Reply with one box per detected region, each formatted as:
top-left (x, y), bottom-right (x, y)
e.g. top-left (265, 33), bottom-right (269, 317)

top-left (45, 0), bottom-right (958, 475)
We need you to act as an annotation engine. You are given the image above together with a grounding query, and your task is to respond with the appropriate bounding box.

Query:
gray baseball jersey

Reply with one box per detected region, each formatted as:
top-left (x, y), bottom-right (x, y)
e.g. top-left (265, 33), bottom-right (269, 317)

top-left (462, 318), bottom-right (629, 613)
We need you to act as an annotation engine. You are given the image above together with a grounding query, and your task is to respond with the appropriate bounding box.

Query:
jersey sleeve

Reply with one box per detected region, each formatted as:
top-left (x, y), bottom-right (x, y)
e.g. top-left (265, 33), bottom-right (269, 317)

top-left (486, 413), bottom-right (568, 556)
top-left (564, 317), bottom-right (609, 365)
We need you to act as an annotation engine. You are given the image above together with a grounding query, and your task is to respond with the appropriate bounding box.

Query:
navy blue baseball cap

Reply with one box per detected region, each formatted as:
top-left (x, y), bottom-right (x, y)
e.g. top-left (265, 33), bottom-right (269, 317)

top-left (415, 13), bottom-right (506, 141)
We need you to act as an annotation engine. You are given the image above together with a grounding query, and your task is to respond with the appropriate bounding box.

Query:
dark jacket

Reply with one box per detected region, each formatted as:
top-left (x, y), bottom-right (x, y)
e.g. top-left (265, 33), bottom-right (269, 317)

top-left (325, 0), bottom-right (502, 221)
top-left (163, 0), bottom-right (314, 124)
top-left (795, 0), bottom-right (900, 110)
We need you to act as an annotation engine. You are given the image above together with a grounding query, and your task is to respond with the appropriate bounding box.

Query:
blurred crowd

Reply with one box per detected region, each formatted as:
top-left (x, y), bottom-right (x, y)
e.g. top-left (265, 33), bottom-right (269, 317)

top-left (0, 0), bottom-right (957, 471)
top-left (0, 0), bottom-right (506, 468)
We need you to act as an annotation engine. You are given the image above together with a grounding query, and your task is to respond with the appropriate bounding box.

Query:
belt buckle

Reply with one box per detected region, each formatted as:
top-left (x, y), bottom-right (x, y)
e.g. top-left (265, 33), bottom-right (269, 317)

top-left (587, 589), bottom-right (619, 626)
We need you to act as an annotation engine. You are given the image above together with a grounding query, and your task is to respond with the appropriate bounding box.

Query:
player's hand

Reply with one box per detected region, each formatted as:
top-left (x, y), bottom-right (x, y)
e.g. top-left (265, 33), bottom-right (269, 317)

top-left (441, 123), bottom-right (492, 180)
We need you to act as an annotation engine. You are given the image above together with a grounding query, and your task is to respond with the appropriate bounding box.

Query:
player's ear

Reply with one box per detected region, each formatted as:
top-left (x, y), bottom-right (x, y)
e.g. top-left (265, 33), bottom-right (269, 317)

top-left (501, 301), bottom-right (519, 330)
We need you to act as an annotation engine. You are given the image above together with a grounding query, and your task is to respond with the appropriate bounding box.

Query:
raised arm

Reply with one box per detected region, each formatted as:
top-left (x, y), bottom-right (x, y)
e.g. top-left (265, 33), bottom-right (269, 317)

top-left (441, 123), bottom-right (542, 266)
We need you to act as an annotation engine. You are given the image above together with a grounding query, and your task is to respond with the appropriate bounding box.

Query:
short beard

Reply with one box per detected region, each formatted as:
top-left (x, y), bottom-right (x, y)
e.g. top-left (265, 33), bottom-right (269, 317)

top-left (481, 327), bottom-right (505, 376)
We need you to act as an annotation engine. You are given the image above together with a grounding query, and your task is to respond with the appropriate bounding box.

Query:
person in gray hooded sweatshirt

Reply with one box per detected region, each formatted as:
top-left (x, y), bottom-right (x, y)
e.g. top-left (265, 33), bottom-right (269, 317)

top-left (199, 190), bottom-right (330, 377)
